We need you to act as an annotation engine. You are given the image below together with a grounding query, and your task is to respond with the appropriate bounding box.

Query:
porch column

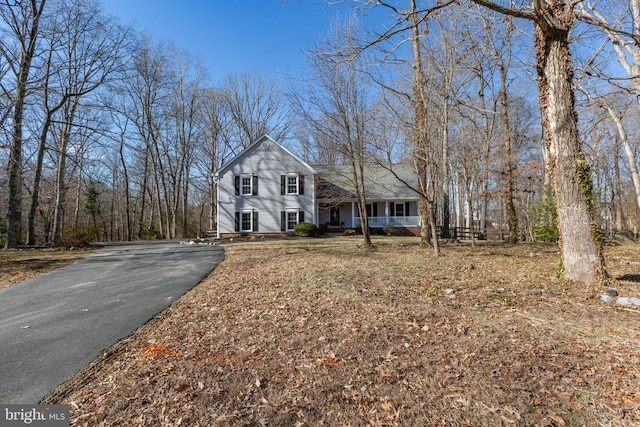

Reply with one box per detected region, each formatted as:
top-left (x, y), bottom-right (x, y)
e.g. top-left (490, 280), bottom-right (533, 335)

top-left (352, 202), bottom-right (355, 228)
top-left (385, 201), bottom-right (389, 225)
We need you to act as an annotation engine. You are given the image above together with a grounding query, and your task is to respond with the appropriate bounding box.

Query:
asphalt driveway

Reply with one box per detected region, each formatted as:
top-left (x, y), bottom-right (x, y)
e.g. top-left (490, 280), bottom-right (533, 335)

top-left (0, 241), bottom-right (224, 404)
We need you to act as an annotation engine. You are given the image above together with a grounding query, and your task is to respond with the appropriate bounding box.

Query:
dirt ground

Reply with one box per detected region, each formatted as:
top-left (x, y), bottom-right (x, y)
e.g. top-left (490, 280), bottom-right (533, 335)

top-left (6, 237), bottom-right (640, 426)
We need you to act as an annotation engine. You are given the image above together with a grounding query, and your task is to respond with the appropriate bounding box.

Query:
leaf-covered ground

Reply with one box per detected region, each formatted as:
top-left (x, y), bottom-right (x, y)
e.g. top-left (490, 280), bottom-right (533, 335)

top-left (31, 238), bottom-right (640, 425)
top-left (0, 247), bottom-right (96, 289)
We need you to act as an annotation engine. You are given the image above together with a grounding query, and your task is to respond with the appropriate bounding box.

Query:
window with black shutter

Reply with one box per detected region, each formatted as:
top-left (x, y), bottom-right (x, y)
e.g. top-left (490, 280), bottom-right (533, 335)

top-left (281, 173), bottom-right (301, 195)
top-left (236, 174), bottom-right (255, 196)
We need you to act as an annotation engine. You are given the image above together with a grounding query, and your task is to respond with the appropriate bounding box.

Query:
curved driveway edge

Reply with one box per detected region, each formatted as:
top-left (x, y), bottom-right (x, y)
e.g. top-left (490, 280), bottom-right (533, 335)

top-left (0, 241), bottom-right (224, 404)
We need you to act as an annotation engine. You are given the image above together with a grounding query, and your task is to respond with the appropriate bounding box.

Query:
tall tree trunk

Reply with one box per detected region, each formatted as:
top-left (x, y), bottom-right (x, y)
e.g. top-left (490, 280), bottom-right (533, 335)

top-left (604, 106), bottom-right (640, 220)
top-left (477, 64), bottom-right (491, 234)
top-left (613, 137), bottom-right (624, 231)
top-left (498, 55), bottom-right (518, 242)
top-left (535, 11), bottom-right (607, 284)
top-left (137, 143), bottom-right (151, 239)
top-left (440, 103), bottom-right (451, 239)
top-left (27, 114), bottom-right (52, 245)
top-left (353, 150), bottom-right (372, 247)
top-left (411, 0), bottom-right (439, 255)
top-left (6, 0), bottom-right (46, 248)
top-left (466, 182), bottom-right (475, 248)
top-left (119, 134), bottom-right (132, 241)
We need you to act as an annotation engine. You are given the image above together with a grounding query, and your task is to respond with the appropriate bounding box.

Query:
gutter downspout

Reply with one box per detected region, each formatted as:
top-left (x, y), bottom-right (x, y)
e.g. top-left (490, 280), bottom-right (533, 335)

top-left (215, 172), bottom-right (220, 239)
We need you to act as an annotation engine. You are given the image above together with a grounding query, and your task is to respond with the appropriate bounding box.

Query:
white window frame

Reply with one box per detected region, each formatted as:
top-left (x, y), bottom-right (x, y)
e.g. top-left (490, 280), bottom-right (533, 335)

top-left (286, 174), bottom-right (299, 195)
top-left (286, 209), bottom-right (299, 231)
top-left (395, 203), bottom-right (405, 217)
top-left (241, 175), bottom-right (253, 195)
top-left (241, 210), bottom-right (253, 232)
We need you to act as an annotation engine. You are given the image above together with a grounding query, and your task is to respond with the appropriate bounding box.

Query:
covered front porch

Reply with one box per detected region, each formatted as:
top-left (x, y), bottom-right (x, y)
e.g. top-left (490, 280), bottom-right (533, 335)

top-left (317, 201), bottom-right (420, 230)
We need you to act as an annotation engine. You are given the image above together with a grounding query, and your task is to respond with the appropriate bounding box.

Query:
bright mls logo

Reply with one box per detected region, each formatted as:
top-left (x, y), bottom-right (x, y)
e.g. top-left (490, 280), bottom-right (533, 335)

top-left (0, 405), bottom-right (68, 427)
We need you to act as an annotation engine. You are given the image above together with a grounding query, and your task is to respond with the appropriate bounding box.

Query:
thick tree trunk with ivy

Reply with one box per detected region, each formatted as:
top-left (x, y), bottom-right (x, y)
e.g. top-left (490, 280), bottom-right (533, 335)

top-left (535, 8), bottom-right (607, 285)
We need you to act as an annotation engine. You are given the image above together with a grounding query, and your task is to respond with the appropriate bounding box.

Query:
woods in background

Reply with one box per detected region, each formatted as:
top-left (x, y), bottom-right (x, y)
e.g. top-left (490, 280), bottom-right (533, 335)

top-left (1, 1), bottom-right (639, 285)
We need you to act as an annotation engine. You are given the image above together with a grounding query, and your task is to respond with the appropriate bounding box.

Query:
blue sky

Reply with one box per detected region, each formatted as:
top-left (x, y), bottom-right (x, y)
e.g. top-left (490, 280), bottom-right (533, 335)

top-left (100, 0), bottom-right (352, 84)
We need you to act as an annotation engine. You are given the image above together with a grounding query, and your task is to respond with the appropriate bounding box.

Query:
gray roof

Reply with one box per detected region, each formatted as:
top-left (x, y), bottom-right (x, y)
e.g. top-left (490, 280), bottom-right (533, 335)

top-left (315, 163), bottom-right (419, 201)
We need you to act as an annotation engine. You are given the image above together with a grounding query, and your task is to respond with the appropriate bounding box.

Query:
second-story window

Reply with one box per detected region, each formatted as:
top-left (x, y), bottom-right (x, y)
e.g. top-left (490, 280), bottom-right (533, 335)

top-left (241, 175), bottom-right (253, 195)
top-left (235, 174), bottom-right (258, 196)
top-left (281, 174), bottom-right (305, 195)
top-left (287, 175), bottom-right (298, 195)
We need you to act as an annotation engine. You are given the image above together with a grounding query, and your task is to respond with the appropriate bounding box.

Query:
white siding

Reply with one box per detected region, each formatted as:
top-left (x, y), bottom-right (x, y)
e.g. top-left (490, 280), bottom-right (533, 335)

top-left (217, 140), bottom-right (315, 234)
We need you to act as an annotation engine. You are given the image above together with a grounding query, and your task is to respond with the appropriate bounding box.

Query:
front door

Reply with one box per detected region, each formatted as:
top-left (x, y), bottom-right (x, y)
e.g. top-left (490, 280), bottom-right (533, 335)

top-left (330, 206), bottom-right (340, 226)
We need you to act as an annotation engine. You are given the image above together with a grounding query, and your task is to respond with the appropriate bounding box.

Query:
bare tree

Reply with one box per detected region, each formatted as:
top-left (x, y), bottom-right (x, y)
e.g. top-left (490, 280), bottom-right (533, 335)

top-left (166, 46), bottom-right (206, 238)
top-left (293, 16), bottom-right (375, 247)
top-left (470, 0), bottom-right (608, 285)
top-left (193, 87), bottom-right (235, 233)
top-left (49, 0), bottom-right (127, 246)
top-left (409, 0), bottom-right (443, 253)
top-left (1, 0), bottom-right (47, 248)
top-left (350, 0), bottom-right (457, 253)
top-left (221, 72), bottom-right (292, 148)
top-left (122, 35), bottom-right (172, 239)
top-left (26, 1), bottom-right (128, 245)
top-left (576, 0), bottom-right (640, 221)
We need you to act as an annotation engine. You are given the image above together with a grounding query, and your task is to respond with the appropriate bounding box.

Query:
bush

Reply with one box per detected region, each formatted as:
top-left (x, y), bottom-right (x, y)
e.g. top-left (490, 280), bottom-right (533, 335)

top-left (60, 225), bottom-right (99, 247)
top-left (383, 225), bottom-right (398, 236)
top-left (0, 220), bottom-right (6, 248)
top-left (533, 223), bottom-right (559, 243)
top-left (293, 222), bottom-right (318, 237)
top-left (529, 189), bottom-right (559, 243)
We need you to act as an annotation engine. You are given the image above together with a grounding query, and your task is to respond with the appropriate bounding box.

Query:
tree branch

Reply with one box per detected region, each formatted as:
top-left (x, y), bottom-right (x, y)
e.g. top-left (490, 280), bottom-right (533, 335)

top-left (468, 0), bottom-right (534, 21)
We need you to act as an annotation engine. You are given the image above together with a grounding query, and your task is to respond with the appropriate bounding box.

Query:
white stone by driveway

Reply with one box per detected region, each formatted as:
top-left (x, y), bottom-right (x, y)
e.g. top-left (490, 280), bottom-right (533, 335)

top-left (0, 241), bottom-right (224, 404)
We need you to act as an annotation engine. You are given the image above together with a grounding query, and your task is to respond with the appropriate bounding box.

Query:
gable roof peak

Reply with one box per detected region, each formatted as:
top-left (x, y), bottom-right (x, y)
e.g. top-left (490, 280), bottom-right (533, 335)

top-left (215, 134), bottom-right (317, 176)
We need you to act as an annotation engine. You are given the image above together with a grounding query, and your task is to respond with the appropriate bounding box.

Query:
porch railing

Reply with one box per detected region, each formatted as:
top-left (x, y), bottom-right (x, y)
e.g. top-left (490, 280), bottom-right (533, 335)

top-left (354, 216), bottom-right (420, 227)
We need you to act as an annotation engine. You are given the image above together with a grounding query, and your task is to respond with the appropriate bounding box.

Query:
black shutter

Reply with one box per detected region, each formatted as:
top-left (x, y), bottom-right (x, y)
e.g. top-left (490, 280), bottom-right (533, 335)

top-left (390, 202), bottom-right (395, 216)
top-left (281, 211), bottom-right (286, 231)
top-left (234, 212), bottom-right (240, 232)
top-left (253, 175), bottom-right (258, 196)
top-left (405, 202), bottom-right (410, 217)
top-left (234, 176), bottom-right (240, 196)
top-left (299, 211), bottom-right (305, 223)
top-left (373, 203), bottom-right (378, 217)
top-left (299, 174), bottom-right (304, 195)
top-left (281, 175), bottom-right (286, 195)
top-left (253, 211), bottom-right (258, 231)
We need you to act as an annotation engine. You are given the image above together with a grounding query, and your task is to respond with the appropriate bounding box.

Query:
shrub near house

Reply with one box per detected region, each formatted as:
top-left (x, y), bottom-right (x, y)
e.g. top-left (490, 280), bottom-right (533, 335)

top-left (293, 222), bottom-right (318, 237)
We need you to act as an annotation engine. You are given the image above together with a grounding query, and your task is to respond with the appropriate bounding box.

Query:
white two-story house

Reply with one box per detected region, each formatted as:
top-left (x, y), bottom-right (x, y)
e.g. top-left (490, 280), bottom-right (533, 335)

top-left (215, 135), bottom-right (420, 237)
top-left (215, 135), bottom-right (317, 238)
